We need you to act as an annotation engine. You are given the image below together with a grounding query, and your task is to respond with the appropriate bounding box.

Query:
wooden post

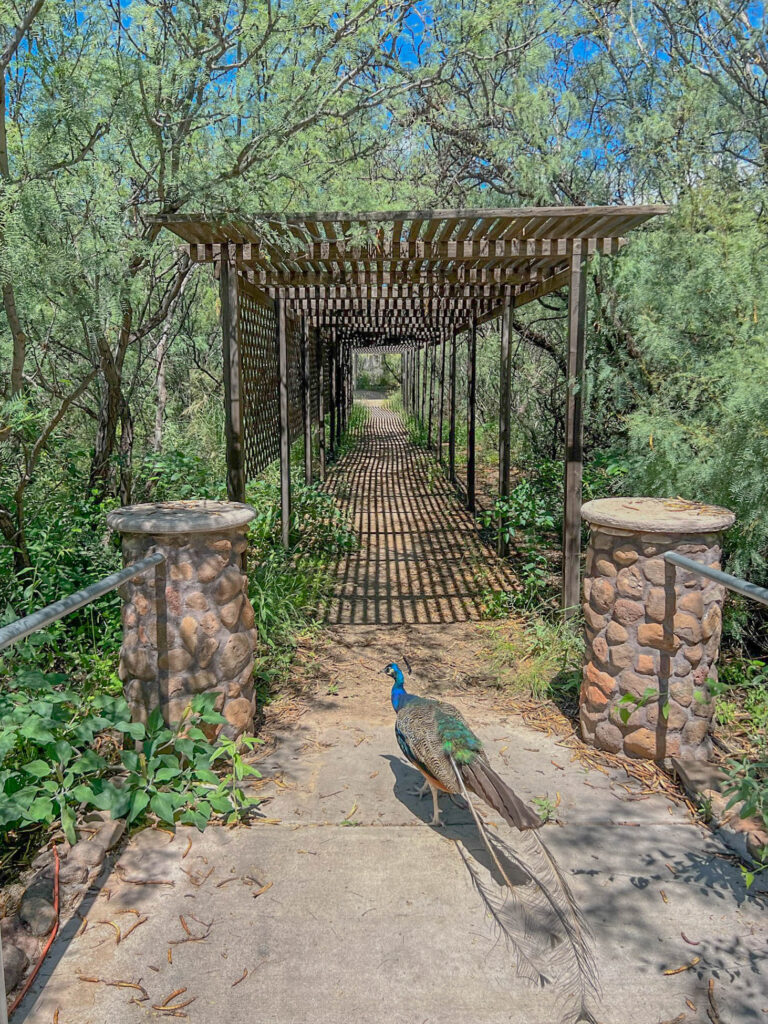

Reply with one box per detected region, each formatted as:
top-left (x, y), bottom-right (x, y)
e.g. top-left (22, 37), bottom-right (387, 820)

top-left (220, 257), bottom-right (245, 502)
top-left (448, 328), bottom-right (457, 484)
top-left (341, 340), bottom-right (347, 433)
top-left (345, 342), bottom-right (351, 429)
top-left (498, 298), bottom-right (513, 555)
top-left (337, 339), bottom-right (344, 439)
top-left (467, 316), bottom-right (477, 512)
top-left (427, 343), bottom-right (435, 448)
top-left (316, 329), bottom-right (326, 481)
top-left (562, 244), bottom-right (588, 616)
top-left (438, 332), bottom-right (446, 463)
top-left (277, 297), bottom-right (291, 549)
top-left (301, 319), bottom-right (313, 485)
top-left (329, 330), bottom-right (337, 457)
top-left (421, 345), bottom-right (428, 424)
top-left (414, 346), bottom-right (420, 419)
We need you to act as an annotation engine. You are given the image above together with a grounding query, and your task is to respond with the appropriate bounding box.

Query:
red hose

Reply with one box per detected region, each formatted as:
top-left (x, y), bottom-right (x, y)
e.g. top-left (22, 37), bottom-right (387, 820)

top-left (9, 843), bottom-right (60, 1017)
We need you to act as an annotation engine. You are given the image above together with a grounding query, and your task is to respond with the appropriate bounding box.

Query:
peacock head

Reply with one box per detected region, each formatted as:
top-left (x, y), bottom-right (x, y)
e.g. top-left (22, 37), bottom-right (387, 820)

top-left (383, 662), bottom-right (405, 686)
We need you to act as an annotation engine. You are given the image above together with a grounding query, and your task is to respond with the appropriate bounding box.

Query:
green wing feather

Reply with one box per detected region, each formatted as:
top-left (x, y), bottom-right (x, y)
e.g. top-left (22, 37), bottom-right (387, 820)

top-left (435, 709), bottom-right (483, 764)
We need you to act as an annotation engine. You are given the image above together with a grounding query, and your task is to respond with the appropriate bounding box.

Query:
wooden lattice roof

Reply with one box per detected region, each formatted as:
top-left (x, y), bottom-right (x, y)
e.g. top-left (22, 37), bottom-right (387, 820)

top-left (153, 205), bottom-right (669, 346)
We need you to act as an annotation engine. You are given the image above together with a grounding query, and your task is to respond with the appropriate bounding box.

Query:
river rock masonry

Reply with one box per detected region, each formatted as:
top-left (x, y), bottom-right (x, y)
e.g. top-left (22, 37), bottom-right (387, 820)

top-left (107, 500), bottom-right (258, 740)
top-left (580, 497), bottom-right (735, 761)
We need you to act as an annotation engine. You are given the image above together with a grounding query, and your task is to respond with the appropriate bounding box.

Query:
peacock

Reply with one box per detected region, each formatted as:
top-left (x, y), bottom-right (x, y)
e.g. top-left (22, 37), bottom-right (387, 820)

top-left (385, 661), bottom-right (601, 1024)
top-left (386, 661), bottom-right (540, 829)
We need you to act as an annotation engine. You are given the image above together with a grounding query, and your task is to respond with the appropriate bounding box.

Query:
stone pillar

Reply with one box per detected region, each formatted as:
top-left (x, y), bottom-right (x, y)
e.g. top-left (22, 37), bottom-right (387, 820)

top-left (579, 498), bottom-right (735, 761)
top-left (106, 501), bottom-right (258, 739)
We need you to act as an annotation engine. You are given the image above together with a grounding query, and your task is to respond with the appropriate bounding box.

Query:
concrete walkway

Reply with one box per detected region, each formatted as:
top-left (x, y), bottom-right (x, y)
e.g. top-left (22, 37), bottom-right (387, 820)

top-left (16, 404), bottom-right (767, 1024)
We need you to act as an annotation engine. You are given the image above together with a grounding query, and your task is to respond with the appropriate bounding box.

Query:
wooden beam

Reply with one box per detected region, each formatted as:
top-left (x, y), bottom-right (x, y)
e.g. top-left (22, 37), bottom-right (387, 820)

top-left (467, 315), bottom-right (477, 512)
top-left (316, 328), bottom-right (326, 481)
top-left (277, 297), bottom-right (291, 549)
top-left (302, 318), bottom-right (312, 485)
top-left (286, 235), bottom-right (620, 264)
top-left (185, 235), bottom-right (625, 268)
top-left (155, 202), bottom-right (669, 232)
top-left (448, 328), bottom-right (457, 484)
top-left (220, 258), bottom-right (245, 502)
top-left (498, 297), bottom-right (513, 556)
top-left (562, 245), bottom-right (588, 617)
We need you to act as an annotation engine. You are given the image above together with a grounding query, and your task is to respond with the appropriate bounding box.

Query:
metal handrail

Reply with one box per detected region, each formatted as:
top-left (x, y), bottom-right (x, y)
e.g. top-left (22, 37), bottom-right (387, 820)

top-left (663, 551), bottom-right (768, 608)
top-left (0, 551), bottom-right (165, 654)
top-left (0, 550), bottom-right (166, 1018)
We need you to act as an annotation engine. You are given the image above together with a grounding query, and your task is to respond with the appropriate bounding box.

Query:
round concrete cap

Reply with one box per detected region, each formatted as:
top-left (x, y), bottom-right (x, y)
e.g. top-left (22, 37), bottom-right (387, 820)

top-left (581, 497), bottom-right (735, 534)
top-left (107, 500), bottom-right (256, 536)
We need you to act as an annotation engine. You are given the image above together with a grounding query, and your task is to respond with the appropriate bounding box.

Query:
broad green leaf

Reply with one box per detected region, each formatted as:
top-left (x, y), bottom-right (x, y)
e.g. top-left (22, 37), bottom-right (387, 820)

top-left (150, 791), bottom-right (177, 824)
top-left (61, 804), bottom-right (77, 846)
top-left (127, 788), bottom-right (150, 824)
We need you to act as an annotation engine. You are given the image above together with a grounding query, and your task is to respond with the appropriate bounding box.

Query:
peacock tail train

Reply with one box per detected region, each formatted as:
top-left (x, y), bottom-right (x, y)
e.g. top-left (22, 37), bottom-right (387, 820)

top-left (388, 667), bottom-right (600, 1024)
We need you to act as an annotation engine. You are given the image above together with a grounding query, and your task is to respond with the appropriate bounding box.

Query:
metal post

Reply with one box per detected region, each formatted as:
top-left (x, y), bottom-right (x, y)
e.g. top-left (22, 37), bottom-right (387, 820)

top-left (448, 328), bottom-right (457, 483)
top-left (467, 315), bottom-right (477, 512)
top-left (302, 319), bottom-right (313, 485)
top-left (498, 298), bottom-right (513, 555)
top-left (562, 244), bottom-right (588, 616)
top-left (277, 297), bottom-right (291, 549)
top-left (220, 256), bottom-right (245, 502)
top-left (317, 328), bottom-right (326, 481)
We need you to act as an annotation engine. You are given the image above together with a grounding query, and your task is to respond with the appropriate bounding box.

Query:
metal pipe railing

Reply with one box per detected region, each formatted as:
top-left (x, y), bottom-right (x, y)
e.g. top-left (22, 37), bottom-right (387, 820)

top-left (663, 551), bottom-right (768, 608)
top-left (0, 551), bottom-right (165, 655)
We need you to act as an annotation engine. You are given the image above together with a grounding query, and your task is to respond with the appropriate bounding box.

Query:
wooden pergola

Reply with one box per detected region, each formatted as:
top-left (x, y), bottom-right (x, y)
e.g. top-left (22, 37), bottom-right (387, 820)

top-left (153, 204), bottom-right (668, 613)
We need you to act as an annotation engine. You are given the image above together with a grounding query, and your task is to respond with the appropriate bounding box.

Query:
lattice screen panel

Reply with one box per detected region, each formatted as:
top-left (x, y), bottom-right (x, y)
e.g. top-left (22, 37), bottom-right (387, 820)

top-left (309, 327), bottom-right (319, 420)
top-left (287, 314), bottom-right (303, 440)
top-left (239, 279), bottom-right (334, 481)
top-left (240, 280), bottom-right (280, 479)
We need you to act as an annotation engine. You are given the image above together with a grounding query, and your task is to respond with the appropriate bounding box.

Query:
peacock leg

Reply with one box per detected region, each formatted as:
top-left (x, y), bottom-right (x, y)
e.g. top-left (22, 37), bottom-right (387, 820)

top-left (429, 784), bottom-right (443, 827)
top-left (410, 779), bottom-right (430, 799)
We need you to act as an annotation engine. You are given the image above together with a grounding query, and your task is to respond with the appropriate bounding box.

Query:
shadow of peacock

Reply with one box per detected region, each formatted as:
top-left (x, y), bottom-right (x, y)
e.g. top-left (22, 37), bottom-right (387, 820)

top-left (385, 661), bottom-right (601, 1024)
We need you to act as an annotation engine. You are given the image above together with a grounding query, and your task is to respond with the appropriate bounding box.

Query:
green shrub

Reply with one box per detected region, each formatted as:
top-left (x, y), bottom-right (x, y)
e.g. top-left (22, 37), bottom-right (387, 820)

top-left (0, 674), bottom-right (261, 879)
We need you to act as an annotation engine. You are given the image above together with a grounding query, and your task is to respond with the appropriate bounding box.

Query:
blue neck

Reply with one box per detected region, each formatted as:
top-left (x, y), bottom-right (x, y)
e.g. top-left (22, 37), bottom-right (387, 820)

top-left (390, 667), bottom-right (411, 712)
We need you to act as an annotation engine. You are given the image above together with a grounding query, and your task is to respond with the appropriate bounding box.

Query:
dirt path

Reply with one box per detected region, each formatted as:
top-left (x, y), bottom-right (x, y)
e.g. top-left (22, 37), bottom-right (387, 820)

top-left (16, 403), bottom-right (767, 1024)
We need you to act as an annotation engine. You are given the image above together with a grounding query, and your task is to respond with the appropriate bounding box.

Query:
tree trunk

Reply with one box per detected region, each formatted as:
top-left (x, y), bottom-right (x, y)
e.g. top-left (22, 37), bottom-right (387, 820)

top-left (89, 307), bottom-right (132, 498)
top-left (1, 72), bottom-right (27, 397)
top-left (89, 375), bottom-right (124, 495)
top-left (154, 337), bottom-right (168, 452)
top-left (0, 504), bottom-right (31, 574)
top-left (118, 398), bottom-right (134, 505)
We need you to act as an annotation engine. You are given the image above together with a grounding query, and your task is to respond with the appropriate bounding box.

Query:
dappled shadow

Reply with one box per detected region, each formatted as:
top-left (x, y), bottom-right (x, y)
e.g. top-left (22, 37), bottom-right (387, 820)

top-left (381, 753), bottom-right (529, 885)
top-left (383, 749), bottom-right (768, 1022)
top-left (321, 403), bottom-right (519, 625)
